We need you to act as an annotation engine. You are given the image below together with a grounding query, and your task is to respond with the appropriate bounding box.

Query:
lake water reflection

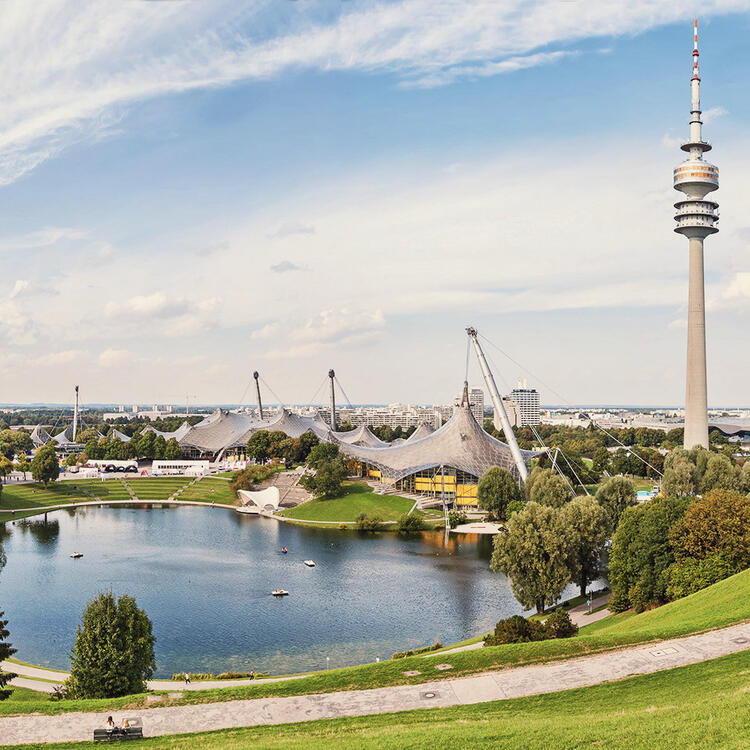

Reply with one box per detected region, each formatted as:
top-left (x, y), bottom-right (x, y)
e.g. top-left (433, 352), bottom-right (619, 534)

top-left (0, 505), bottom-right (578, 676)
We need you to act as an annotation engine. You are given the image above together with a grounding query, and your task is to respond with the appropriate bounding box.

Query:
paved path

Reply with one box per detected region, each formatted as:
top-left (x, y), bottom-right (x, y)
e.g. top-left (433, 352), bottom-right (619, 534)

top-left (569, 592), bottom-right (612, 628)
top-left (2, 662), bottom-right (309, 694)
top-left (1, 623), bottom-right (748, 746)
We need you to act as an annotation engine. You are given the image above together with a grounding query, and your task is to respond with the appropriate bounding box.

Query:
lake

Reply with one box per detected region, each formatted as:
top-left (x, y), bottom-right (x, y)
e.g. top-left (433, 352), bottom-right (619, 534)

top-left (0, 505), bottom-right (581, 677)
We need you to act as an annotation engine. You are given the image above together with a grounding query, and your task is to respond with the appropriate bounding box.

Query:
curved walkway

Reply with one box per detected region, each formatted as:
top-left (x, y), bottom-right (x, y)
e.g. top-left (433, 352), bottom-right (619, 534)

top-left (2, 661), bottom-right (309, 694)
top-left (1, 623), bottom-right (748, 746)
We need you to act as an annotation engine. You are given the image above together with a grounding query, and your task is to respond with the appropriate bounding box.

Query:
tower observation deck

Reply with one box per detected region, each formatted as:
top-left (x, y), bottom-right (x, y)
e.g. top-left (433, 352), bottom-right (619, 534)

top-left (673, 20), bottom-right (718, 449)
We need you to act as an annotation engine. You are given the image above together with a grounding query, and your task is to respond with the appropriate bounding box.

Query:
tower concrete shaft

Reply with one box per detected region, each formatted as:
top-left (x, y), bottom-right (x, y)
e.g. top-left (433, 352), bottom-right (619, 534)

top-left (685, 239), bottom-right (708, 449)
top-left (673, 20), bottom-right (718, 449)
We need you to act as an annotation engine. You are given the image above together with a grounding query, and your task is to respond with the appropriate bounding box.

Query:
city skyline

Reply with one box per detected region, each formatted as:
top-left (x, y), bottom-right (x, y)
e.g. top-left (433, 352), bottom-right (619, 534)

top-left (2, 2), bottom-right (750, 406)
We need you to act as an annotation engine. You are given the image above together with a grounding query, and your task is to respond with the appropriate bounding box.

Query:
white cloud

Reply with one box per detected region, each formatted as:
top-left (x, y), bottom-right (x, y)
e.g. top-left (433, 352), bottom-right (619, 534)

top-left (722, 271), bottom-right (750, 300)
top-left (668, 318), bottom-right (687, 330)
top-left (703, 106), bottom-right (728, 123)
top-left (9, 279), bottom-right (59, 299)
top-left (270, 260), bottom-right (304, 273)
top-left (0, 227), bottom-right (87, 253)
top-left (402, 51), bottom-right (575, 88)
top-left (98, 348), bottom-right (130, 368)
top-left (267, 222), bottom-right (316, 239)
top-left (1, 0), bottom-right (749, 183)
top-left (258, 308), bottom-right (386, 359)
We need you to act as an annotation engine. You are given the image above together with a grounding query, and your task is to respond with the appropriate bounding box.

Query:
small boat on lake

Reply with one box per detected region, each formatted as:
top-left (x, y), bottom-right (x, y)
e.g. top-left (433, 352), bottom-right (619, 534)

top-left (281, 547), bottom-right (288, 554)
top-left (69, 552), bottom-right (83, 559)
top-left (304, 560), bottom-right (316, 567)
top-left (271, 589), bottom-right (289, 597)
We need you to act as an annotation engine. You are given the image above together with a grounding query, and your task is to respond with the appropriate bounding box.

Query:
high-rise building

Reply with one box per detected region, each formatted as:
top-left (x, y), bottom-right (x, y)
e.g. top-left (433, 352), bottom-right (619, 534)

top-left (508, 378), bottom-right (540, 426)
top-left (673, 20), bottom-right (719, 449)
top-left (454, 387), bottom-right (484, 424)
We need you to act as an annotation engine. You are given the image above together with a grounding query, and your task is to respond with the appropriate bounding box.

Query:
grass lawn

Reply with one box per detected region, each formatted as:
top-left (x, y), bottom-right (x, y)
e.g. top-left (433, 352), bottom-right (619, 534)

top-left (3, 650), bottom-right (747, 749)
top-left (2, 568), bottom-right (747, 719)
top-left (124, 478), bottom-right (194, 500)
top-left (278, 483), bottom-right (415, 523)
top-left (176, 477), bottom-right (237, 505)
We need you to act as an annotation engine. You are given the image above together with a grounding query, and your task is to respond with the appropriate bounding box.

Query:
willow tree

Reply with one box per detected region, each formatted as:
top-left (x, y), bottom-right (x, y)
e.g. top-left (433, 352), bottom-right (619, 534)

top-left (491, 501), bottom-right (570, 614)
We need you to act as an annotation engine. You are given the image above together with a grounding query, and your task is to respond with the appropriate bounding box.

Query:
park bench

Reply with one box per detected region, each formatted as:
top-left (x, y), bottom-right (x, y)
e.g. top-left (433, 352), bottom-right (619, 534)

top-left (93, 717), bottom-right (143, 741)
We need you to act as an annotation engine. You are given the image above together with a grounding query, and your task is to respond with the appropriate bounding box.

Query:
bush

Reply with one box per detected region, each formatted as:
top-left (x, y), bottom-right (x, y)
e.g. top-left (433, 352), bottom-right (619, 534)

top-left (230, 465), bottom-right (276, 493)
top-left (666, 551), bottom-right (740, 600)
top-left (392, 641), bottom-right (443, 659)
top-left (544, 607), bottom-right (579, 639)
top-left (448, 511), bottom-right (468, 528)
top-left (396, 512), bottom-right (425, 534)
top-left (505, 499), bottom-right (526, 516)
top-left (300, 459), bottom-right (347, 498)
top-left (484, 615), bottom-right (546, 646)
top-left (355, 513), bottom-right (382, 532)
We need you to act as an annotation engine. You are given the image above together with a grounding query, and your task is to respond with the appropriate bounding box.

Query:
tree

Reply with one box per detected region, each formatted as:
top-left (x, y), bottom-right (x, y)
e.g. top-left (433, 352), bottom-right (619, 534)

top-left (662, 458), bottom-right (699, 497)
top-left (700, 454), bottom-right (739, 493)
top-left (31, 445), bottom-right (59, 487)
top-left (247, 431), bottom-right (272, 463)
top-left (84, 439), bottom-right (101, 460)
top-left (562, 496), bottom-right (609, 596)
top-left (67, 592), bottom-right (156, 699)
top-left (490, 502), bottom-right (571, 614)
top-left (0, 611), bottom-right (17, 700)
top-left (164, 438), bottom-right (182, 460)
top-left (16, 457), bottom-right (30, 480)
top-left (300, 459), bottom-right (347, 498)
top-left (592, 447), bottom-right (611, 474)
top-left (740, 462), bottom-right (750, 494)
top-left (666, 490), bottom-right (750, 599)
top-left (152, 435), bottom-right (167, 460)
top-left (608, 496), bottom-right (691, 612)
top-left (527, 468), bottom-right (571, 508)
top-left (595, 476), bottom-right (636, 532)
top-left (477, 466), bottom-right (521, 519)
top-left (306, 442), bottom-right (339, 469)
top-left (0, 456), bottom-right (12, 483)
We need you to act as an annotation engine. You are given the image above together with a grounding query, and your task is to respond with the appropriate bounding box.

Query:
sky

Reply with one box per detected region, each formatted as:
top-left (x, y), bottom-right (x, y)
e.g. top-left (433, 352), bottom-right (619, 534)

top-left (1, 0), bottom-right (749, 408)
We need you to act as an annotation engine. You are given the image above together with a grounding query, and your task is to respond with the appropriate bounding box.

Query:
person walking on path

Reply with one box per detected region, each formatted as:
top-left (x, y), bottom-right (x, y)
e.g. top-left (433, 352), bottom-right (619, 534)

top-left (184, 673), bottom-right (191, 685)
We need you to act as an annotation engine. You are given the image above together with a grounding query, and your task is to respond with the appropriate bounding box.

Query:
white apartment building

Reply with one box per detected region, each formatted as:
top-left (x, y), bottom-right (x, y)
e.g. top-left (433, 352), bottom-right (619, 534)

top-left (507, 379), bottom-right (540, 426)
top-left (453, 387), bottom-right (485, 425)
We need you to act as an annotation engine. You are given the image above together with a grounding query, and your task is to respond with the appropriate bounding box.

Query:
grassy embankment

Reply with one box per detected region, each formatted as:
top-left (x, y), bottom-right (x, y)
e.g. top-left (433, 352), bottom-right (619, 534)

top-left (3, 568), bottom-right (748, 718)
top-left (278, 482), bottom-right (426, 525)
top-left (5, 650), bottom-right (746, 750)
top-left (0, 480), bottom-right (133, 522)
top-left (0, 475), bottom-right (239, 522)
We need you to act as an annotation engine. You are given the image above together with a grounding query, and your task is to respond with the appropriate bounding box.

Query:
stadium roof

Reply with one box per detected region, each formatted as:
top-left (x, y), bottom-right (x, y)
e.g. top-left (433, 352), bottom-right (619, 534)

top-left (334, 405), bottom-right (538, 482)
top-left (30, 425), bottom-right (53, 447)
top-left (333, 424), bottom-right (389, 448)
top-left (406, 422), bottom-right (435, 442)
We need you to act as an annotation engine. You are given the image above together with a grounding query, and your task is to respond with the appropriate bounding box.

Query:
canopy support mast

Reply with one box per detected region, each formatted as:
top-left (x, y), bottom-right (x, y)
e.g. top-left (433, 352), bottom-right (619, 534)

top-left (466, 327), bottom-right (528, 482)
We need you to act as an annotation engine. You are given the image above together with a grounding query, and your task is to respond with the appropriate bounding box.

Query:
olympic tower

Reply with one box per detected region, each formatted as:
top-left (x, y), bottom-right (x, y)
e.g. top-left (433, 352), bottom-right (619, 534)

top-left (673, 19), bottom-right (719, 449)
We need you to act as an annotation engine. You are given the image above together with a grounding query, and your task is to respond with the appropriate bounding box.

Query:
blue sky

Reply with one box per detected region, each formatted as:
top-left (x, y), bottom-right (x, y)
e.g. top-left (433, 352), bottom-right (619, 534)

top-left (1, 0), bottom-right (749, 407)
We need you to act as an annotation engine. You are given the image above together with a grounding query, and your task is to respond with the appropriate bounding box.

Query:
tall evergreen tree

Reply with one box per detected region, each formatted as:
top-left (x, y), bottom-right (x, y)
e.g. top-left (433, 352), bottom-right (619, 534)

top-left (67, 592), bottom-right (155, 699)
top-left (0, 611), bottom-right (17, 700)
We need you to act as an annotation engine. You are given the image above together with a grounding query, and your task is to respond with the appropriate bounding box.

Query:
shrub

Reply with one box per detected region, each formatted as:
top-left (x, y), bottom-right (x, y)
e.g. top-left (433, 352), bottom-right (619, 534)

top-left (230, 465), bottom-right (275, 493)
top-left (448, 511), bottom-right (468, 528)
top-left (392, 641), bottom-right (443, 659)
top-left (396, 512), bottom-right (425, 534)
top-left (484, 615), bottom-right (546, 646)
top-left (544, 608), bottom-right (579, 639)
top-left (355, 513), bottom-right (383, 532)
top-left (505, 499), bottom-right (526, 516)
